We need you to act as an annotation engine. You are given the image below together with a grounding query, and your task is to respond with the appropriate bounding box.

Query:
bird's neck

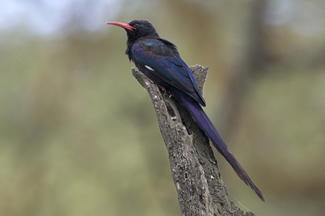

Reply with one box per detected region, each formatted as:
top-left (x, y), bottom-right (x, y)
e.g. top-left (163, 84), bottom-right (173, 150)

top-left (127, 32), bottom-right (159, 44)
top-left (125, 33), bottom-right (159, 61)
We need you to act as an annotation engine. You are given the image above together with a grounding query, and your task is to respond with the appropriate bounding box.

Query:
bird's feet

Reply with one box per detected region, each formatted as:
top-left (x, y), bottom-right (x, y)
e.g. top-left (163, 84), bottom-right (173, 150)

top-left (157, 84), bottom-right (166, 92)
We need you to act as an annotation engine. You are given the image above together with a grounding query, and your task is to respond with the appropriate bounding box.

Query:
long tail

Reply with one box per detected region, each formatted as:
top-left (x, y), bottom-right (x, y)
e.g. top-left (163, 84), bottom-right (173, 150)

top-left (178, 92), bottom-right (265, 201)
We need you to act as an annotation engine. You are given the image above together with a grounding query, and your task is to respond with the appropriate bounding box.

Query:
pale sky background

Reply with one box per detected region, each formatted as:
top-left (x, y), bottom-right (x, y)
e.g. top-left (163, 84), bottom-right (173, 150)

top-left (0, 0), bottom-right (122, 37)
top-left (0, 0), bottom-right (324, 38)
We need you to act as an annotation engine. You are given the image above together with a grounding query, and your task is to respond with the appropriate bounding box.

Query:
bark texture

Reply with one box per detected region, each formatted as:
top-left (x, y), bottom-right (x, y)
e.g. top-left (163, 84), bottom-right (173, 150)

top-left (132, 65), bottom-right (256, 216)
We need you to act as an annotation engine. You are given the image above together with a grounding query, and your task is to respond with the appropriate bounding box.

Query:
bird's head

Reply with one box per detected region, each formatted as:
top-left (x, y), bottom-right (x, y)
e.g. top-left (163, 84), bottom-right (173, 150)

top-left (107, 19), bottom-right (159, 43)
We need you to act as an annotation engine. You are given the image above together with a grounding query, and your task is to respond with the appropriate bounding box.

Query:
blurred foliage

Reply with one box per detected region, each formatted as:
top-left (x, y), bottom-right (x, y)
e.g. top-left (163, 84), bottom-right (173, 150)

top-left (0, 0), bottom-right (325, 216)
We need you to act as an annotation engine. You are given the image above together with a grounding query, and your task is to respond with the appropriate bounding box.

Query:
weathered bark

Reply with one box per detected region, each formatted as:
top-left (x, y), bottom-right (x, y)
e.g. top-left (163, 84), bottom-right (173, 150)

top-left (132, 65), bottom-right (255, 216)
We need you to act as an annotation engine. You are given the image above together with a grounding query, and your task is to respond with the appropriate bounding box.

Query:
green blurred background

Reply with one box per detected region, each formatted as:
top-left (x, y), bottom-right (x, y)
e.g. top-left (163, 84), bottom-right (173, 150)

top-left (1, 0), bottom-right (325, 215)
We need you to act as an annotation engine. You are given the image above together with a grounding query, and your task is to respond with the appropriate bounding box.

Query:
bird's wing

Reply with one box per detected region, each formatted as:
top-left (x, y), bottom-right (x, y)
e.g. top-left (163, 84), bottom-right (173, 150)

top-left (131, 38), bottom-right (205, 106)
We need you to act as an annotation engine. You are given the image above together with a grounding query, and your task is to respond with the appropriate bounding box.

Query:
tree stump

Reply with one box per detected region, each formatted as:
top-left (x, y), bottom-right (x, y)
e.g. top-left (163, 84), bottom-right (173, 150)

top-left (132, 65), bottom-right (256, 216)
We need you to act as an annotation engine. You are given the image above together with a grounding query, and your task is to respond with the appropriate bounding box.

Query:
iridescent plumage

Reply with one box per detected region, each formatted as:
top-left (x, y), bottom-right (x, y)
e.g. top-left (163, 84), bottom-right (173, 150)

top-left (108, 19), bottom-right (264, 201)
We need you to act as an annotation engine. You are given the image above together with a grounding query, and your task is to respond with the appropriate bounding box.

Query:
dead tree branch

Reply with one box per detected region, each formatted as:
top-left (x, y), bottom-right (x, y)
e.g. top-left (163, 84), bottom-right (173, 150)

top-left (132, 65), bottom-right (256, 216)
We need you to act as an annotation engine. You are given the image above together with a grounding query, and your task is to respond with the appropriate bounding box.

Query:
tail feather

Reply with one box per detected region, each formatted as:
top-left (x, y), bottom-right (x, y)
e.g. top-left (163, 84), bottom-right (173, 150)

top-left (178, 92), bottom-right (265, 202)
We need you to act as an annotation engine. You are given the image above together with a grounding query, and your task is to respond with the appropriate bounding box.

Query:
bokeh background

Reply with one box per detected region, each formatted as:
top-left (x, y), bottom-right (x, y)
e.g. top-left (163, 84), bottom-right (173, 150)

top-left (1, 0), bottom-right (325, 215)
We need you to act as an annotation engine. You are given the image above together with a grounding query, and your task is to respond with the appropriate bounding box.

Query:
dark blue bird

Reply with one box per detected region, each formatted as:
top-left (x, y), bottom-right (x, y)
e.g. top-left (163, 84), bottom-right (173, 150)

top-left (107, 19), bottom-right (264, 201)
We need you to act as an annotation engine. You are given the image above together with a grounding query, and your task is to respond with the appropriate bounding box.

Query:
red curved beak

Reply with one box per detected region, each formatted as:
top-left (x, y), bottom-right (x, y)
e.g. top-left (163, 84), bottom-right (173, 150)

top-left (107, 22), bottom-right (135, 31)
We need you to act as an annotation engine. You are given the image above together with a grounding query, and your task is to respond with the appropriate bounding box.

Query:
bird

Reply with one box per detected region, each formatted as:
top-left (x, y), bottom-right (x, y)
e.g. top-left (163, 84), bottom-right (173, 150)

top-left (107, 19), bottom-right (264, 202)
